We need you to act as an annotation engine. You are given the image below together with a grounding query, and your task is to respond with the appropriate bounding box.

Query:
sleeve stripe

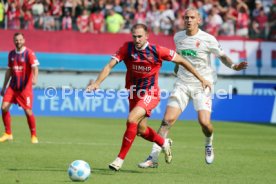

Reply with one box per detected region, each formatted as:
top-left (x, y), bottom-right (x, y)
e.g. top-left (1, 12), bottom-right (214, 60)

top-left (31, 62), bottom-right (39, 67)
top-left (111, 56), bottom-right (120, 63)
top-left (171, 52), bottom-right (177, 61)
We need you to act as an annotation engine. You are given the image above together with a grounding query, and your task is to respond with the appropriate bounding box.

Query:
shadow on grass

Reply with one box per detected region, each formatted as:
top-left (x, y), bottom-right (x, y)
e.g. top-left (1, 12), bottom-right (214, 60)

top-left (92, 167), bottom-right (145, 175)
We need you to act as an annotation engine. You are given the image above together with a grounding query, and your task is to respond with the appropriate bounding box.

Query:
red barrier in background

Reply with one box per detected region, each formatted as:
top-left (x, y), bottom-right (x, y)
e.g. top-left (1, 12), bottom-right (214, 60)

top-left (0, 30), bottom-right (175, 54)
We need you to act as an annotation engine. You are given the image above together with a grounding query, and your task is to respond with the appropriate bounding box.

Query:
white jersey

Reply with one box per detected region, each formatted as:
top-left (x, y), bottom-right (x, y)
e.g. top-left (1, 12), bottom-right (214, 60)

top-left (174, 29), bottom-right (225, 84)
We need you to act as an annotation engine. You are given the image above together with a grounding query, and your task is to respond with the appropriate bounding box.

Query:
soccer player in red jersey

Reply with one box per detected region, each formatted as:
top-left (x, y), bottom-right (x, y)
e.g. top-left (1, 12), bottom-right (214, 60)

top-left (86, 24), bottom-right (211, 171)
top-left (0, 32), bottom-right (39, 144)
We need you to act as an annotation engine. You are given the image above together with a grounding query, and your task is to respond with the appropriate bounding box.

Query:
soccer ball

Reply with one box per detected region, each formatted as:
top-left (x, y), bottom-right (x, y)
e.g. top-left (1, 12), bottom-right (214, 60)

top-left (68, 160), bottom-right (91, 181)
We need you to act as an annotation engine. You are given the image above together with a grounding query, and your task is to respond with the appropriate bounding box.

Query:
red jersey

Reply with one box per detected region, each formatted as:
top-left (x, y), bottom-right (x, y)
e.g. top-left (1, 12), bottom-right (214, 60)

top-left (112, 42), bottom-right (176, 95)
top-left (8, 47), bottom-right (39, 91)
top-left (90, 13), bottom-right (104, 33)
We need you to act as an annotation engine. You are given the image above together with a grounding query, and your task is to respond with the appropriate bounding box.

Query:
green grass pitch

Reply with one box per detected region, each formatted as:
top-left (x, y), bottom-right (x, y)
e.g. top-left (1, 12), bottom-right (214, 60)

top-left (0, 117), bottom-right (275, 184)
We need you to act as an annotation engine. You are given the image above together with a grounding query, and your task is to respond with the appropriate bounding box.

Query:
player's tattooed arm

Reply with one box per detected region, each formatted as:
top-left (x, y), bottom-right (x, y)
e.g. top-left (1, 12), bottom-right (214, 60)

top-left (219, 55), bottom-right (248, 71)
top-left (219, 55), bottom-right (234, 68)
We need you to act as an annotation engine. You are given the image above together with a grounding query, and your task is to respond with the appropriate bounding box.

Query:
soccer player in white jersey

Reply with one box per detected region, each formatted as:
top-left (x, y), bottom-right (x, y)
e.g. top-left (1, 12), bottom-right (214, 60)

top-left (138, 8), bottom-right (248, 168)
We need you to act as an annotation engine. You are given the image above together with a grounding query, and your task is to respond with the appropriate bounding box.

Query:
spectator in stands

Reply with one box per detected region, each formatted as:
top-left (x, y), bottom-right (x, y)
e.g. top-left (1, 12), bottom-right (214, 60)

top-left (63, 0), bottom-right (74, 16)
top-left (0, 0), bottom-right (5, 28)
top-left (135, 0), bottom-right (147, 12)
top-left (219, 11), bottom-right (235, 36)
top-left (22, 0), bottom-right (35, 13)
top-left (134, 3), bottom-right (146, 24)
top-left (174, 10), bottom-right (185, 33)
top-left (77, 9), bottom-right (89, 33)
top-left (113, 0), bottom-right (123, 14)
top-left (40, 10), bottom-right (55, 31)
top-left (121, 5), bottom-right (134, 33)
top-left (89, 8), bottom-right (105, 33)
top-left (160, 2), bottom-right (175, 35)
top-left (32, 0), bottom-right (44, 29)
top-left (267, 0), bottom-right (276, 40)
top-left (196, 0), bottom-right (208, 28)
top-left (0, 0), bottom-right (274, 40)
top-left (105, 6), bottom-right (124, 33)
top-left (7, 2), bottom-right (21, 30)
top-left (204, 6), bottom-right (223, 36)
top-left (236, 1), bottom-right (250, 37)
top-left (23, 10), bottom-right (34, 30)
top-left (252, 0), bottom-right (263, 18)
top-left (92, 0), bottom-right (106, 16)
top-left (252, 7), bottom-right (268, 39)
top-left (146, 3), bottom-right (161, 35)
top-left (51, 0), bottom-right (63, 30)
top-left (62, 9), bottom-right (72, 30)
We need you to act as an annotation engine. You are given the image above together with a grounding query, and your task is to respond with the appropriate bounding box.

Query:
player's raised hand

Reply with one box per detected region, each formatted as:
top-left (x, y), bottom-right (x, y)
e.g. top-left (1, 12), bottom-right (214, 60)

top-left (86, 80), bottom-right (99, 92)
top-left (233, 61), bottom-right (248, 71)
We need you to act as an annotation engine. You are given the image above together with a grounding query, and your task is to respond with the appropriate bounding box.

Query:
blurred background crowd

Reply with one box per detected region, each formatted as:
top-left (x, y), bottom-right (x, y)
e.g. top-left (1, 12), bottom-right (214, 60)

top-left (0, 0), bottom-right (275, 40)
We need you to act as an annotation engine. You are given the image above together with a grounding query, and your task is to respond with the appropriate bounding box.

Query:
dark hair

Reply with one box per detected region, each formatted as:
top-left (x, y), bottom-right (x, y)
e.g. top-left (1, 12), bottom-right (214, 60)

top-left (131, 24), bottom-right (148, 33)
top-left (13, 32), bottom-right (24, 38)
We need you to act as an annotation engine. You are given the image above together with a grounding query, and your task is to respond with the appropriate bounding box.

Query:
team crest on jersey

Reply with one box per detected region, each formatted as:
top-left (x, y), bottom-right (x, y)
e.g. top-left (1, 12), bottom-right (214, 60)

top-left (196, 40), bottom-right (200, 48)
top-left (131, 53), bottom-right (138, 60)
top-left (11, 58), bottom-right (14, 61)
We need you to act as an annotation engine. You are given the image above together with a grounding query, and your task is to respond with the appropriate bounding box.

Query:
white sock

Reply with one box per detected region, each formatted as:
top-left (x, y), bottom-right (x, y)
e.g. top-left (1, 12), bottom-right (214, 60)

top-left (149, 143), bottom-right (162, 162)
top-left (205, 134), bottom-right (213, 146)
top-left (115, 157), bottom-right (124, 165)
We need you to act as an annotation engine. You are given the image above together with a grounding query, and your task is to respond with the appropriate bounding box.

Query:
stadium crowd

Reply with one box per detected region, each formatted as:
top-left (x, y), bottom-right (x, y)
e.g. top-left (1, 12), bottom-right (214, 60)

top-left (0, 0), bottom-right (275, 40)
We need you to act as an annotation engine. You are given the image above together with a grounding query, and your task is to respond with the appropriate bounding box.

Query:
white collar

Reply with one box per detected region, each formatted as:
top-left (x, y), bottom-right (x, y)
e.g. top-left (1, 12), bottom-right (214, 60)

top-left (15, 47), bottom-right (26, 54)
top-left (135, 41), bottom-right (149, 51)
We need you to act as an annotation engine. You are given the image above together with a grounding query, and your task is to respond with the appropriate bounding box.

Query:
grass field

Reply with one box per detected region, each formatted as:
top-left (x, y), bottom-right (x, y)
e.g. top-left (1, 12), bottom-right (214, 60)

top-left (0, 117), bottom-right (275, 184)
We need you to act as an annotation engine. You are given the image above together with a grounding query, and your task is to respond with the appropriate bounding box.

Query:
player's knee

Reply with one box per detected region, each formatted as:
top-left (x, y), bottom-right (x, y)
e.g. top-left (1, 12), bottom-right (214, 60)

top-left (199, 119), bottom-right (212, 129)
top-left (163, 116), bottom-right (176, 126)
top-left (1, 105), bottom-right (9, 112)
top-left (127, 115), bottom-right (137, 123)
top-left (24, 109), bottom-right (33, 116)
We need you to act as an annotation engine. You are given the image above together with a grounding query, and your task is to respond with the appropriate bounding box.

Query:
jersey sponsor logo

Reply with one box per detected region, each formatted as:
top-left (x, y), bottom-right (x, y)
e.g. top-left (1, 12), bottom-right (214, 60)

top-left (13, 66), bottom-right (24, 72)
top-left (20, 58), bottom-right (25, 62)
top-left (132, 64), bottom-right (151, 72)
top-left (180, 49), bottom-right (198, 57)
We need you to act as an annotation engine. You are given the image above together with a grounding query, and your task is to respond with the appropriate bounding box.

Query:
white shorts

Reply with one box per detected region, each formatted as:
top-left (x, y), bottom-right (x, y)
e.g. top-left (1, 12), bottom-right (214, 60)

top-left (167, 81), bottom-right (213, 112)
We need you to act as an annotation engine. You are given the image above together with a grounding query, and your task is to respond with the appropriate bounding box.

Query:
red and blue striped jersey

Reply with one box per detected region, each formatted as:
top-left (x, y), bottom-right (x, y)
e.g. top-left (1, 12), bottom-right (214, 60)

top-left (8, 47), bottom-right (39, 91)
top-left (112, 42), bottom-right (176, 95)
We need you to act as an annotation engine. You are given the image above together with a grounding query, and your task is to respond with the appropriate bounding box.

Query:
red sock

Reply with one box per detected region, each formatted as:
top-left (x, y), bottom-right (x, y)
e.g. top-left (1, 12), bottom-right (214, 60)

top-left (118, 122), bottom-right (137, 159)
top-left (2, 111), bottom-right (11, 134)
top-left (140, 126), bottom-right (164, 147)
top-left (26, 114), bottom-right (36, 136)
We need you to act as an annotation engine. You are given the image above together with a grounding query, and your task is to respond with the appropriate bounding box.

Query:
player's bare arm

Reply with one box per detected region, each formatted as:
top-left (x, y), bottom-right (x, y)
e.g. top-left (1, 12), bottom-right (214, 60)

top-left (32, 66), bottom-right (39, 85)
top-left (86, 58), bottom-right (117, 92)
top-left (1, 69), bottom-right (12, 96)
top-left (172, 54), bottom-right (212, 89)
top-left (219, 55), bottom-right (248, 71)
